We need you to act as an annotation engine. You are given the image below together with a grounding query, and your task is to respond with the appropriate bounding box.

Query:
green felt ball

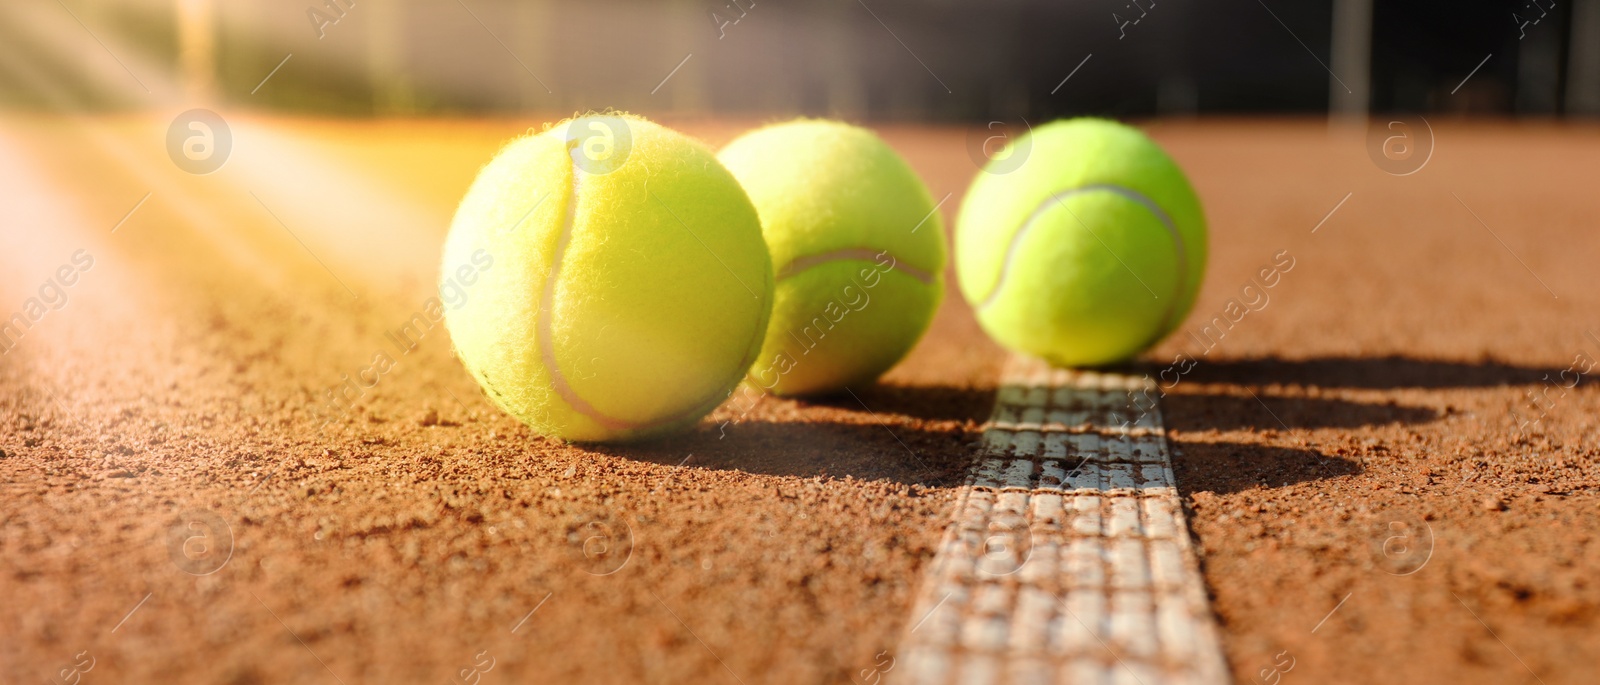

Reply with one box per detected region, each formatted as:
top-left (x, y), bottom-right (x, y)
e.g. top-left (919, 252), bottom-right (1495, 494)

top-left (719, 120), bottom-right (947, 396)
top-left (442, 113), bottom-right (774, 442)
top-left (956, 118), bottom-right (1207, 367)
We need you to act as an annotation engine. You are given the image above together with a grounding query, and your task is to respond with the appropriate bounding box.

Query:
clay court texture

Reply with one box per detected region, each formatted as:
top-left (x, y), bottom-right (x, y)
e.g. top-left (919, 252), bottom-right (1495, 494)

top-left (2, 115), bottom-right (1598, 684)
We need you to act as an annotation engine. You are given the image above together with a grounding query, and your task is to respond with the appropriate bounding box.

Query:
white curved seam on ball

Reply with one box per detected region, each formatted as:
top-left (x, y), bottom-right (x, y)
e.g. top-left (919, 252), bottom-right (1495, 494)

top-left (977, 184), bottom-right (1188, 336)
top-left (538, 163), bottom-right (633, 431)
top-left (777, 247), bottom-right (935, 285)
top-left (536, 156), bottom-right (766, 434)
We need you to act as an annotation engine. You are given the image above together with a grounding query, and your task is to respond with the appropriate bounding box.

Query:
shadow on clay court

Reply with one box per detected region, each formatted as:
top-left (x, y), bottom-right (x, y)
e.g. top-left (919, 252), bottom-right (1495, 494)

top-left (803, 383), bottom-right (1000, 423)
top-left (589, 404), bottom-right (1360, 497)
top-left (587, 405), bottom-right (985, 488)
top-left (1158, 354), bottom-right (1578, 432)
top-left (584, 355), bottom-right (1548, 492)
top-left (1170, 440), bottom-right (1362, 496)
top-left (589, 382), bottom-right (999, 488)
top-left (1161, 392), bottom-right (1440, 432)
top-left (1176, 355), bottom-right (1572, 390)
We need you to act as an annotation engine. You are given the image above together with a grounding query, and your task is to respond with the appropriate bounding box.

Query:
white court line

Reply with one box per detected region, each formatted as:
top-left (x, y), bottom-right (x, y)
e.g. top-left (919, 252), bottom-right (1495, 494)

top-left (894, 356), bottom-right (1228, 685)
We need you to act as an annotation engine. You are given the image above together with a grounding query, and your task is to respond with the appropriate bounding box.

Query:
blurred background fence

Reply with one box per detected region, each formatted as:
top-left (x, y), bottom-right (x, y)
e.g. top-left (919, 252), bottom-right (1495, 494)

top-left (2, 0), bottom-right (1597, 119)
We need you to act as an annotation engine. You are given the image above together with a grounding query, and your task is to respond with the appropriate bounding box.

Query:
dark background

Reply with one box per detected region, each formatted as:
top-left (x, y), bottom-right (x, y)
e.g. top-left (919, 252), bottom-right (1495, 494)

top-left (0, 0), bottom-right (1593, 119)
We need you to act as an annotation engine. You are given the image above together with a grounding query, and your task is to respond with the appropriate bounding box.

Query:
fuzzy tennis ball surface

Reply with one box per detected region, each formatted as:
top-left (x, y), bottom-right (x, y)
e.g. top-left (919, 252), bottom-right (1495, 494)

top-left (956, 118), bottom-right (1207, 367)
top-left (441, 114), bottom-right (773, 442)
top-left (718, 120), bottom-right (946, 396)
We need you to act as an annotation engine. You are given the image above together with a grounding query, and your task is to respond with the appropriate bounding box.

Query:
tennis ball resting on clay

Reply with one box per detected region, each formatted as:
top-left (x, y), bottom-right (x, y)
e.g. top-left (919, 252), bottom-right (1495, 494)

top-left (718, 119), bottom-right (946, 396)
top-left (441, 113), bottom-right (773, 442)
top-left (956, 118), bottom-right (1207, 367)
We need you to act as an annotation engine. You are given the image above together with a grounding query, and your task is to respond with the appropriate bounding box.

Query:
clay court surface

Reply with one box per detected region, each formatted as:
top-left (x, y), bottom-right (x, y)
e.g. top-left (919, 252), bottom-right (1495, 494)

top-left (2, 115), bottom-right (1598, 684)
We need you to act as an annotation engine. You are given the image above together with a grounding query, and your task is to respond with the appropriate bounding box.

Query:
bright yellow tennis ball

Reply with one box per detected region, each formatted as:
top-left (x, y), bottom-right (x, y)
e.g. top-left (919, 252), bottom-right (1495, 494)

top-left (956, 118), bottom-right (1207, 367)
top-left (441, 114), bottom-right (773, 442)
top-left (718, 120), bottom-right (946, 396)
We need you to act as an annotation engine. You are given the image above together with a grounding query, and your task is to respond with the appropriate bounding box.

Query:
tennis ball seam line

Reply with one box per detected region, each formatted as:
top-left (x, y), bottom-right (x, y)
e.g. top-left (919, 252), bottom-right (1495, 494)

top-left (978, 183), bottom-right (1189, 335)
top-left (776, 247), bottom-right (936, 285)
top-left (532, 160), bottom-right (765, 436)
top-left (534, 163), bottom-right (627, 429)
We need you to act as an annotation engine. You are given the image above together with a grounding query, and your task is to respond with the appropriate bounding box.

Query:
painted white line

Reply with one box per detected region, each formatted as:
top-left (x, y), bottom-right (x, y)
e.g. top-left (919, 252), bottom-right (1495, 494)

top-left (895, 356), bottom-right (1228, 684)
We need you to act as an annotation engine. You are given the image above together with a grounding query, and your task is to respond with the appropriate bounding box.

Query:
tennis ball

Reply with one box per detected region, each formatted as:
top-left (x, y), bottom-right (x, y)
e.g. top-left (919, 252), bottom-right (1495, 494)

top-left (441, 113), bottom-right (773, 442)
top-left (956, 118), bottom-right (1206, 367)
top-left (718, 120), bottom-right (946, 396)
